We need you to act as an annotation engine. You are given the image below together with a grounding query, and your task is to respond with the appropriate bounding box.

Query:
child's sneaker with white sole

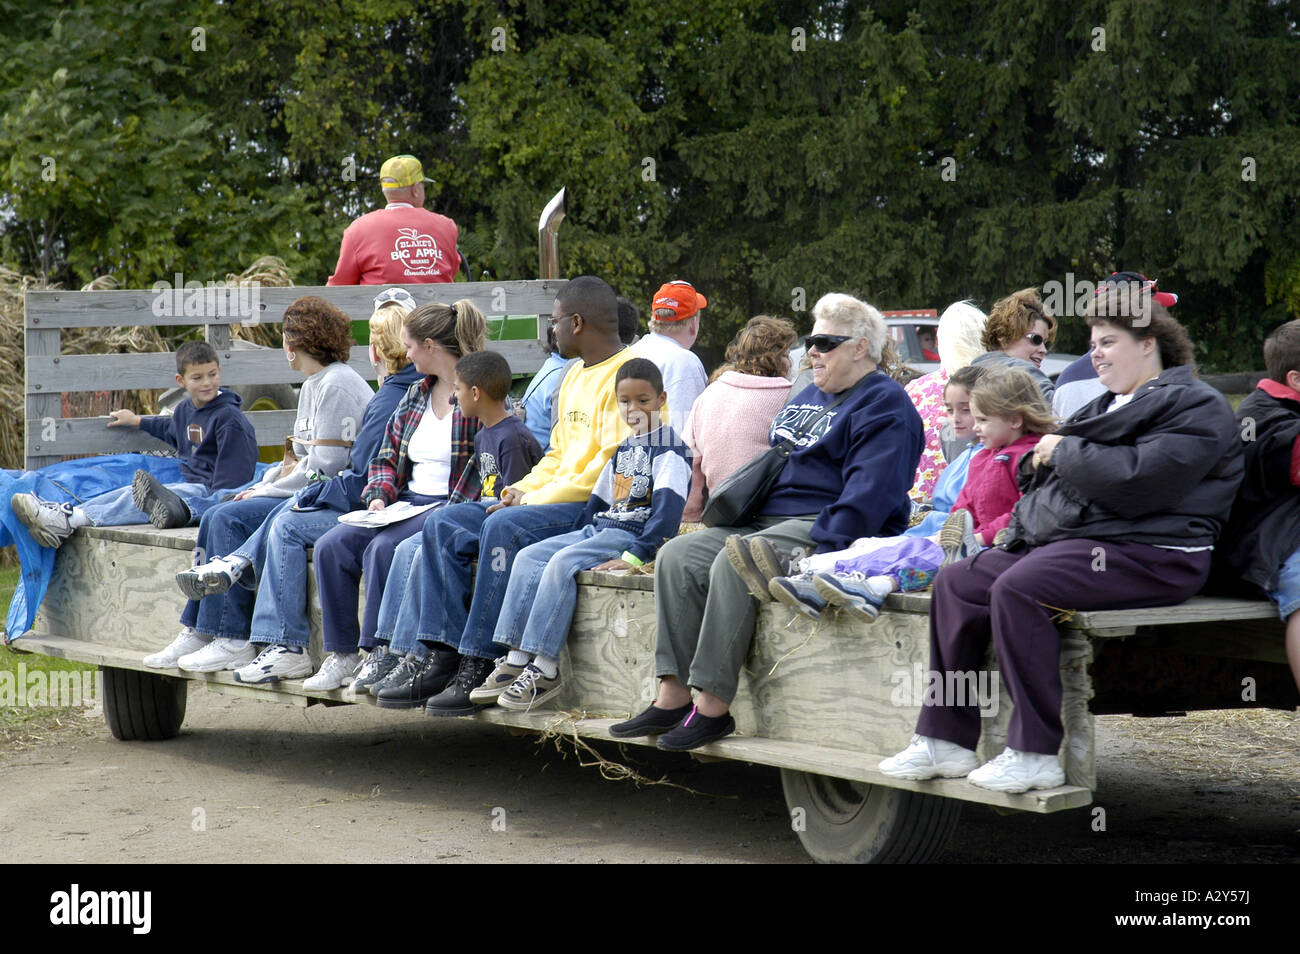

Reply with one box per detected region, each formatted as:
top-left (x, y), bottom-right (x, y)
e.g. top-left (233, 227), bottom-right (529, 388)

top-left (177, 637), bottom-right (258, 673)
top-left (143, 627), bottom-right (211, 669)
top-left (234, 645), bottom-right (313, 684)
top-left (302, 652), bottom-right (362, 691)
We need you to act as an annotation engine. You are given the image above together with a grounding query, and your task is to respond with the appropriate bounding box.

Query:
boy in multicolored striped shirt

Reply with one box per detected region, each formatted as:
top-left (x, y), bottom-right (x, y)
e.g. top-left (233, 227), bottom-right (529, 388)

top-left (471, 357), bottom-right (692, 710)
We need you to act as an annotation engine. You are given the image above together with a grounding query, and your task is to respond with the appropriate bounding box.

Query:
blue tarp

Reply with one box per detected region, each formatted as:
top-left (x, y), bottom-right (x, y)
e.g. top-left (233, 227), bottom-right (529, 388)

top-left (1, 454), bottom-right (186, 640)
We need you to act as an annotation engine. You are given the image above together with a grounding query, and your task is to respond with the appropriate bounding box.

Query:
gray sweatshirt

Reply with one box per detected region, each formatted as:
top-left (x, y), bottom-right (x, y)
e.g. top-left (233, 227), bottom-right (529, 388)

top-left (971, 351), bottom-right (1055, 401)
top-left (251, 361), bottom-right (376, 497)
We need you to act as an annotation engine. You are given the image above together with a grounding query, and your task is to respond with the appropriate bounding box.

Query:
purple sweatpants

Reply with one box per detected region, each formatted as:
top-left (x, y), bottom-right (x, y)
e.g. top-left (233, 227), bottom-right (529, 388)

top-left (916, 539), bottom-right (1210, 754)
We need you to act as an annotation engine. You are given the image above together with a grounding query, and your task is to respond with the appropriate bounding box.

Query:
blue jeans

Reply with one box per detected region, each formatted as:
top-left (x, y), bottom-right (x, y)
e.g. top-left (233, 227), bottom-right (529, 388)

top-left (370, 533), bottom-right (430, 659)
top-left (493, 525), bottom-right (638, 660)
top-left (245, 503), bottom-right (356, 649)
top-left (1269, 542), bottom-right (1300, 621)
top-left (82, 481), bottom-right (208, 527)
top-left (424, 501), bottom-right (586, 659)
top-left (179, 495), bottom-right (287, 639)
top-left (311, 494), bottom-right (445, 653)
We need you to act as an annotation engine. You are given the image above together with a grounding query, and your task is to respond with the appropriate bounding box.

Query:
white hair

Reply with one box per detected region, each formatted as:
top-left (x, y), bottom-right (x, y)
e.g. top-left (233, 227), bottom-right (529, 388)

top-left (811, 293), bottom-right (887, 363)
top-left (936, 300), bottom-right (987, 376)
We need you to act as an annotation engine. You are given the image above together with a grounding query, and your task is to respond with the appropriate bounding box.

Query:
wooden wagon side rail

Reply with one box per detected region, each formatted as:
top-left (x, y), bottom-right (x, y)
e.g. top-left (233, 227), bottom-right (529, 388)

top-left (22, 280), bottom-right (563, 469)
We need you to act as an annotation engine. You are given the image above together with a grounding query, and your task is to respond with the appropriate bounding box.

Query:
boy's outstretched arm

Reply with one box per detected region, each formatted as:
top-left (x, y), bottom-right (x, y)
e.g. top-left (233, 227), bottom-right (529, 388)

top-left (107, 409), bottom-right (142, 428)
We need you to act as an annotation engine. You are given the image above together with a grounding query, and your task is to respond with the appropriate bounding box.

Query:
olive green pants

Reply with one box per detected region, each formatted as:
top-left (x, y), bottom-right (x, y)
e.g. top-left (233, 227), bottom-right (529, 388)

top-left (653, 516), bottom-right (817, 704)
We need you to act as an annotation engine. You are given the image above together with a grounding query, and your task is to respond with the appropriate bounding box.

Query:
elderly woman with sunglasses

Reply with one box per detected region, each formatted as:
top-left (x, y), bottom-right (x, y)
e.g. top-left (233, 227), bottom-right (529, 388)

top-left (970, 288), bottom-right (1057, 401)
top-left (610, 293), bottom-right (925, 750)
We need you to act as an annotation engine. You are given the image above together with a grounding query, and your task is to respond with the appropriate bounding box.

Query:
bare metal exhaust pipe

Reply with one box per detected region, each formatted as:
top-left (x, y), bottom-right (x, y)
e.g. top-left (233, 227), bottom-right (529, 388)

top-left (538, 187), bottom-right (566, 280)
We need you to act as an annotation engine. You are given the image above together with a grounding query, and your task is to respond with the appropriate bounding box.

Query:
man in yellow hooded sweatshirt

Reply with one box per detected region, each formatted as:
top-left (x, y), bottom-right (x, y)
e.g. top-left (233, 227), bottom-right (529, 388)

top-left (419, 276), bottom-right (636, 715)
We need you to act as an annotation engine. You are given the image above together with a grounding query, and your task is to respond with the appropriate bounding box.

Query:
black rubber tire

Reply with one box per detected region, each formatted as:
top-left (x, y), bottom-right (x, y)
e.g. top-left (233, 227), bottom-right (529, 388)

top-left (101, 666), bottom-right (188, 741)
top-left (781, 769), bottom-right (961, 864)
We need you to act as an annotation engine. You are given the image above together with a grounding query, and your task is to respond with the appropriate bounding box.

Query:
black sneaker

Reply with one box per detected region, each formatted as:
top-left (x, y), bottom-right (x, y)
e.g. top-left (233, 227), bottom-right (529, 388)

top-left (608, 703), bottom-right (693, 739)
top-left (351, 646), bottom-right (400, 695)
top-left (656, 706), bottom-right (736, 751)
top-left (132, 470), bottom-right (190, 529)
top-left (424, 655), bottom-right (494, 718)
top-left (375, 649), bottom-right (461, 709)
top-left (724, 534), bottom-right (774, 603)
top-left (367, 652), bottom-right (420, 697)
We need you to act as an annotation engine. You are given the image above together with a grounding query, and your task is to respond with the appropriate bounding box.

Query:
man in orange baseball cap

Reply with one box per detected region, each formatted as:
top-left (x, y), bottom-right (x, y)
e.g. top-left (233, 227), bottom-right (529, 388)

top-left (327, 154), bottom-right (461, 285)
top-left (630, 279), bottom-right (709, 428)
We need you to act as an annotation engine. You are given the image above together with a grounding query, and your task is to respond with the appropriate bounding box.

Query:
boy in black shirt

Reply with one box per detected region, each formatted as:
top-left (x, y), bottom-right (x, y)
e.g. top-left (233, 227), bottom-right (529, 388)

top-left (454, 351), bottom-right (545, 505)
top-left (361, 351), bottom-right (543, 703)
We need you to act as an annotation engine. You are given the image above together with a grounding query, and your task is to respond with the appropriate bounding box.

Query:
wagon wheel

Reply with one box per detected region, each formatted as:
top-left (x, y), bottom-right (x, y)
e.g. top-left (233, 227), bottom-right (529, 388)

top-left (101, 666), bottom-right (188, 741)
top-left (781, 769), bottom-right (961, 863)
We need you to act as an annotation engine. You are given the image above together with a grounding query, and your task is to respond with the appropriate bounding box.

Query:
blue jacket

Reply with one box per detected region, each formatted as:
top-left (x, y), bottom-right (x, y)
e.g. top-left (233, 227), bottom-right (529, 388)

top-left (291, 363), bottom-right (422, 513)
top-left (761, 371), bottom-right (924, 552)
top-left (139, 388), bottom-right (257, 491)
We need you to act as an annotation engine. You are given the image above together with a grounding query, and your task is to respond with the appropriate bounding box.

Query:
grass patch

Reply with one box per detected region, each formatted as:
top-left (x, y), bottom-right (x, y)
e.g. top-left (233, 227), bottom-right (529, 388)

top-left (1, 563), bottom-right (99, 734)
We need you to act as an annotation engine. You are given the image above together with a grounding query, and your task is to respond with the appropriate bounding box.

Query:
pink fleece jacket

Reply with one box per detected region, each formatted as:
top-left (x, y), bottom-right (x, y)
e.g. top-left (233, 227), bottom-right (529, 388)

top-left (680, 370), bottom-right (793, 522)
top-left (950, 431), bottom-right (1043, 542)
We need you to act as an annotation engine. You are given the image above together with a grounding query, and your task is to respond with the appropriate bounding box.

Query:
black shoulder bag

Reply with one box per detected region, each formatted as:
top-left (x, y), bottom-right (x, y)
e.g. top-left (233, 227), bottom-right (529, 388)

top-left (700, 377), bottom-right (866, 528)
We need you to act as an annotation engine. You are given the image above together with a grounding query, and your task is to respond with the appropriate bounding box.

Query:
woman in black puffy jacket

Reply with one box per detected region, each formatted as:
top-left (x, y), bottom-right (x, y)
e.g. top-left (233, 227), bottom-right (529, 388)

top-left (880, 286), bottom-right (1244, 794)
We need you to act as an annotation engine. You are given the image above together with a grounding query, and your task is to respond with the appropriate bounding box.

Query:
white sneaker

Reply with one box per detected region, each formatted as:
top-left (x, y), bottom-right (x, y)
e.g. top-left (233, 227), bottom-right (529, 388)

top-left (177, 637), bottom-right (258, 673)
top-left (302, 652), bottom-right (362, 691)
top-left (175, 556), bottom-right (246, 600)
top-left (879, 734), bottom-right (980, 780)
top-left (143, 628), bottom-right (211, 669)
top-left (234, 645), bottom-right (313, 685)
top-left (11, 493), bottom-right (78, 548)
top-left (967, 747), bottom-right (1066, 793)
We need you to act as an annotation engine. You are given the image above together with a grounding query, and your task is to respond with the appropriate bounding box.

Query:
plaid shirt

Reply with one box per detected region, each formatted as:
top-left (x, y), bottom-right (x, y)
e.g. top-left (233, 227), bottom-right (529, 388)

top-left (363, 376), bottom-right (481, 506)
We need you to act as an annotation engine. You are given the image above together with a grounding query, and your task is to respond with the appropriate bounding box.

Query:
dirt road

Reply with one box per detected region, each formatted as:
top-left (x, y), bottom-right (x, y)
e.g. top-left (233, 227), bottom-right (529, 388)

top-left (1, 687), bottom-right (1297, 863)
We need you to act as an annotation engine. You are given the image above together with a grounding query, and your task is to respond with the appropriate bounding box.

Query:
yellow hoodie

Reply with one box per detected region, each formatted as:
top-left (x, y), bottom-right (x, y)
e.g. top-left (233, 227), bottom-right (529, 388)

top-left (512, 348), bottom-right (636, 505)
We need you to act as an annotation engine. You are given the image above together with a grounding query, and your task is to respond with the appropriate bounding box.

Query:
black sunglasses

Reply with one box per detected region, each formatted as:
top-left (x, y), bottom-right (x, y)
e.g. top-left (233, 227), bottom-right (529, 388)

top-left (1024, 332), bottom-right (1047, 346)
top-left (806, 334), bottom-right (855, 352)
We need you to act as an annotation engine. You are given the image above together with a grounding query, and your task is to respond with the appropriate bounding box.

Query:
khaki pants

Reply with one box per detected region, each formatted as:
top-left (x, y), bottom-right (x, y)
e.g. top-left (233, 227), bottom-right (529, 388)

top-left (653, 516), bottom-right (817, 704)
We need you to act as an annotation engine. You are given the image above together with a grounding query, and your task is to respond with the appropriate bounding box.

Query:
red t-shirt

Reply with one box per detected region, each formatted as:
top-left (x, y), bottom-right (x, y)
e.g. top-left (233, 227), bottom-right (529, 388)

top-left (327, 202), bottom-right (461, 285)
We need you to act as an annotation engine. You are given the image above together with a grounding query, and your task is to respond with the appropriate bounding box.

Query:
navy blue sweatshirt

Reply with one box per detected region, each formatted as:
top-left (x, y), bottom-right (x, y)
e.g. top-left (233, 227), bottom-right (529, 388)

top-left (291, 362), bottom-right (423, 513)
top-left (762, 371), bottom-right (924, 551)
top-left (139, 388), bottom-right (257, 491)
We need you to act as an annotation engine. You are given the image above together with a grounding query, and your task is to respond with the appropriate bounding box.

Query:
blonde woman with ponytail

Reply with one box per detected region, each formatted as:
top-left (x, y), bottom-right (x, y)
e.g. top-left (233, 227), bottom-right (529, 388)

top-left (226, 299), bottom-right (490, 686)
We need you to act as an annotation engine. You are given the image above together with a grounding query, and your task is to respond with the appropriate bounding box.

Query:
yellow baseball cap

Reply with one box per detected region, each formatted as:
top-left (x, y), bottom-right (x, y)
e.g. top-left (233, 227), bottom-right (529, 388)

top-left (380, 155), bottom-right (433, 190)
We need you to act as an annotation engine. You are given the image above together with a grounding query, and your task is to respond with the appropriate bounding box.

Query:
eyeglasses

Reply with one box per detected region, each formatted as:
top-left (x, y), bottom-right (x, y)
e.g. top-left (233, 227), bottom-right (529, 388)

top-left (1024, 333), bottom-right (1047, 346)
top-left (805, 334), bottom-right (855, 353)
top-left (548, 313), bottom-right (578, 329)
top-left (374, 288), bottom-right (418, 312)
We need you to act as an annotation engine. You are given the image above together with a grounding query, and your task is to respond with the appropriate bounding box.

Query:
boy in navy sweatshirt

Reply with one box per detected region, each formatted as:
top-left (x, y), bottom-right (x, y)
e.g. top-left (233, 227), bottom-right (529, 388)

top-left (12, 341), bottom-right (258, 547)
top-left (468, 357), bottom-right (692, 710)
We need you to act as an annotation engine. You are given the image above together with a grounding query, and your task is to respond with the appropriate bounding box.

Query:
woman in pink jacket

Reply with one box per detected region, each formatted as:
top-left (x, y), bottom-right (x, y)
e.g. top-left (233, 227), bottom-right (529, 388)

top-left (680, 316), bottom-right (798, 523)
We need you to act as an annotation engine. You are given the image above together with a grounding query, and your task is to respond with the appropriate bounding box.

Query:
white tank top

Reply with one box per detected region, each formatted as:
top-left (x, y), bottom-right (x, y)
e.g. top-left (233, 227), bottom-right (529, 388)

top-left (406, 406), bottom-right (453, 496)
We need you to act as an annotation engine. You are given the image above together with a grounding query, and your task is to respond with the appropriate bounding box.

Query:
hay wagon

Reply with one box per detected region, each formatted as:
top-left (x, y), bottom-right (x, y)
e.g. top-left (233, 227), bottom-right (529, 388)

top-left (9, 276), bottom-right (1299, 864)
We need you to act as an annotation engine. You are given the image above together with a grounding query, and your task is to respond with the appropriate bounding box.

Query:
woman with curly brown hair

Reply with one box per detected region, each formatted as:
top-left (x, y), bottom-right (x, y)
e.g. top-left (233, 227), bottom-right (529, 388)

top-left (971, 287), bottom-right (1057, 400)
top-left (680, 315), bottom-right (797, 522)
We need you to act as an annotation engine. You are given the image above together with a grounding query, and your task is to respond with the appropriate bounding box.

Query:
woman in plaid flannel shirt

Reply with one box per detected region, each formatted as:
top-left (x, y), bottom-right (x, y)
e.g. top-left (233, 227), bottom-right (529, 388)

top-left (299, 300), bottom-right (489, 683)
